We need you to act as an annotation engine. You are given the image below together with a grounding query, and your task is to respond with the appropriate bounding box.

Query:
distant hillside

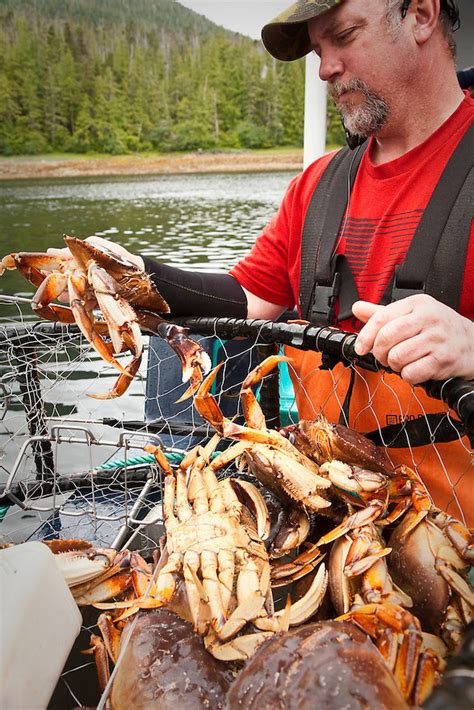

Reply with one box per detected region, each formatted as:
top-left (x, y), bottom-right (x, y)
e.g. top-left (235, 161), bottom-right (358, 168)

top-left (0, 0), bottom-right (343, 155)
top-left (0, 0), bottom-right (224, 36)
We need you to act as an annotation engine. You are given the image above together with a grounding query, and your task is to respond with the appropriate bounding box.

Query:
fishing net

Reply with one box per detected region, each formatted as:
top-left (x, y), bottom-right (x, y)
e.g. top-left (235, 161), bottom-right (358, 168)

top-left (0, 297), bottom-right (472, 708)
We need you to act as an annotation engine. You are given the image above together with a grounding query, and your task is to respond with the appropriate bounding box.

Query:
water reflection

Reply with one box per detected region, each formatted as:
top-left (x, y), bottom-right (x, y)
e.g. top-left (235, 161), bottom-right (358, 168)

top-left (0, 171), bottom-right (296, 313)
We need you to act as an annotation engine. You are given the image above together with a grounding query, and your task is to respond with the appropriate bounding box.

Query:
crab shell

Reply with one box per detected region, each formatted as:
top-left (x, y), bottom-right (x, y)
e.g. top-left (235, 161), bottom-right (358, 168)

top-left (285, 417), bottom-right (392, 474)
top-left (226, 620), bottom-right (408, 709)
top-left (388, 510), bottom-right (473, 637)
top-left (109, 609), bottom-right (233, 710)
top-left (64, 236), bottom-right (170, 314)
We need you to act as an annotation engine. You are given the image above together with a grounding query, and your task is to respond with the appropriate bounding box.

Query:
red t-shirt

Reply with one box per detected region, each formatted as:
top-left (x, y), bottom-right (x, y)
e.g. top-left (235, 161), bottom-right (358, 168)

top-left (230, 94), bottom-right (474, 331)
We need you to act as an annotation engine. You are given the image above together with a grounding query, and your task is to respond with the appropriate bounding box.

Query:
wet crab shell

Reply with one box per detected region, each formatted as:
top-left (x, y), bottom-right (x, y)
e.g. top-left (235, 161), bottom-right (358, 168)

top-left (109, 609), bottom-right (233, 710)
top-left (226, 620), bottom-right (408, 710)
top-left (284, 418), bottom-right (393, 474)
top-left (64, 236), bottom-right (170, 314)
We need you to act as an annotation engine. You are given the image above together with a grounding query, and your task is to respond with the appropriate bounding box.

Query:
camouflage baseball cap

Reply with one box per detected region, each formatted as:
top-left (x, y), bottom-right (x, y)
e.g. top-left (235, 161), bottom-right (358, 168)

top-left (261, 0), bottom-right (343, 61)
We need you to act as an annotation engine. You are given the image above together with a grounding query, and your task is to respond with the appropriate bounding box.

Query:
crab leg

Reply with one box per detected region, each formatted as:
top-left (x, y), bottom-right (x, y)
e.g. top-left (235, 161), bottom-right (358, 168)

top-left (183, 550), bottom-right (206, 631)
top-left (68, 272), bottom-right (131, 377)
top-left (202, 550), bottom-right (227, 634)
top-left (30, 272), bottom-right (78, 323)
top-left (279, 563), bottom-right (328, 626)
top-left (338, 603), bottom-right (425, 702)
top-left (88, 264), bottom-right (143, 359)
top-left (246, 445), bottom-right (331, 513)
top-left (271, 541), bottom-right (325, 584)
top-left (87, 634), bottom-right (111, 693)
top-left (218, 551), bottom-right (267, 641)
top-left (229, 478), bottom-right (270, 541)
top-left (317, 498), bottom-right (387, 547)
top-left (97, 613), bottom-right (122, 664)
top-left (217, 549), bottom-right (235, 617)
top-left (239, 355), bottom-right (292, 429)
top-left (204, 629), bottom-right (274, 662)
top-left (156, 321), bottom-right (212, 382)
top-left (89, 353), bottom-right (142, 400)
top-left (413, 647), bottom-right (444, 706)
top-left (176, 468), bottom-right (193, 522)
top-left (433, 511), bottom-right (474, 562)
top-left (2, 252), bottom-right (68, 288)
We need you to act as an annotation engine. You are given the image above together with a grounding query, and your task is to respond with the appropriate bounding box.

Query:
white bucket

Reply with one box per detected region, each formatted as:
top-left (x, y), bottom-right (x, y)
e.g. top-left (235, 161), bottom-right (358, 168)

top-left (0, 541), bottom-right (82, 710)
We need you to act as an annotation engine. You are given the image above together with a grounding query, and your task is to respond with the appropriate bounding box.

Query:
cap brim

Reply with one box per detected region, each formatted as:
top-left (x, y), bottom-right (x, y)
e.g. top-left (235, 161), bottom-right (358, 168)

top-left (261, 0), bottom-right (340, 61)
top-left (261, 22), bottom-right (311, 62)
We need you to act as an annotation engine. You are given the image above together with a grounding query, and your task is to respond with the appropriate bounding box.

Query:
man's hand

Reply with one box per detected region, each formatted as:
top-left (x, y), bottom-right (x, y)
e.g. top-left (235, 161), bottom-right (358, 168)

top-left (352, 295), bottom-right (474, 384)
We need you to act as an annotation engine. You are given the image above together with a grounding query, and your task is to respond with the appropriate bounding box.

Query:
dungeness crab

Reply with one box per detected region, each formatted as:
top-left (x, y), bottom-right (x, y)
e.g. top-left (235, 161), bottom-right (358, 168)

top-left (1, 236), bottom-right (210, 398)
top-left (92, 609), bottom-right (233, 709)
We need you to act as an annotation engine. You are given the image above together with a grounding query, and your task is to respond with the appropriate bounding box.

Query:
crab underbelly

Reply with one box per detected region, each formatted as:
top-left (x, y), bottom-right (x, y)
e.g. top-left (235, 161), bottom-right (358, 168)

top-left (167, 524), bottom-right (253, 554)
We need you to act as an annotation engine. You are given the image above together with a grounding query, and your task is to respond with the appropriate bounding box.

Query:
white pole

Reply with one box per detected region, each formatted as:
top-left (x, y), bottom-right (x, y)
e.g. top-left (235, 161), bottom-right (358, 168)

top-left (303, 53), bottom-right (327, 169)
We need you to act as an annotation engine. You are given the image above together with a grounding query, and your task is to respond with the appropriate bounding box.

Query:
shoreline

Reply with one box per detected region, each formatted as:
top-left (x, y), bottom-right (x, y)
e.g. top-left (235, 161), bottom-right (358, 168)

top-left (0, 149), bottom-right (304, 181)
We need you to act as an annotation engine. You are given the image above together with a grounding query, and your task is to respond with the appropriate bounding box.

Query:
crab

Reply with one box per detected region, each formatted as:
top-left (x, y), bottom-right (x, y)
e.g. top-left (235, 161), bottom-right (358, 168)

top-left (388, 507), bottom-right (474, 651)
top-left (283, 416), bottom-right (393, 474)
top-left (42, 539), bottom-right (152, 606)
top-left (299, 459), bottom-right (438, 554)
top-left (328, 523), bottom-right (413, 616)
top-left (1, 236), bottom-right (210, 398)
top-left (338, 603), bottom-right (447, 706)
top-left (93, 439), bottom-right (328, 661)
top-left (226, 620), bottom-right (410, 709)
top-left (89, 609), bottom-right (233, 707)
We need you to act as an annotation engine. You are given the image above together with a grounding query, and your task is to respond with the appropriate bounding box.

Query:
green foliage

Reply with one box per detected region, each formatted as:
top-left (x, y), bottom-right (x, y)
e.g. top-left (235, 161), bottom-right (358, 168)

top-left (326, 96), bottom-right (346, 146)
top-left (0, 0), bottom-right (337, 155)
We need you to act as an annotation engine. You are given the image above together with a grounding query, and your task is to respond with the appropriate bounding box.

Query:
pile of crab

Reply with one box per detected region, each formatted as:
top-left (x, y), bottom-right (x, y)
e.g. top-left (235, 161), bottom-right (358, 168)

top-left (43, 355), bottom-right (473, 710)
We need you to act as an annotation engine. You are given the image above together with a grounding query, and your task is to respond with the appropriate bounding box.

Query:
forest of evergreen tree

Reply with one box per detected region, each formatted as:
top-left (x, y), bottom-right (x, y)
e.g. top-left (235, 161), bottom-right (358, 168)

top-left (0, 0), bottom-right (345, 156)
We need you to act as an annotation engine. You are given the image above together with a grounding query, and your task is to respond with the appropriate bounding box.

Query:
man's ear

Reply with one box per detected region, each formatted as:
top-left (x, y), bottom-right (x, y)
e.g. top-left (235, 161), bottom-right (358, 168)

top-left (409, 0), bottom-right (439, 46)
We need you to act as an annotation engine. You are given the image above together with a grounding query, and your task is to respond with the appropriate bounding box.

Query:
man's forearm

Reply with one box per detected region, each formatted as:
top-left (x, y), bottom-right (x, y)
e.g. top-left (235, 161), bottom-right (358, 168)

top-left (141, 256), bottom-right (248, 318)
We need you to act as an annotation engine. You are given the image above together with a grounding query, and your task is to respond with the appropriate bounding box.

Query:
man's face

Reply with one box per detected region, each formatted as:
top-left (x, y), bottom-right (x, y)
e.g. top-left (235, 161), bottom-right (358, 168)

top-left (308, 0), bottom-right (409, 136)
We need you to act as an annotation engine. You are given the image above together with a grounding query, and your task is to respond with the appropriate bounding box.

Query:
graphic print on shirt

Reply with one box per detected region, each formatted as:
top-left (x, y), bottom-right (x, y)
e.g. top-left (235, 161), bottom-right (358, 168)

top-left (338, 208), bottom-right (424, 303)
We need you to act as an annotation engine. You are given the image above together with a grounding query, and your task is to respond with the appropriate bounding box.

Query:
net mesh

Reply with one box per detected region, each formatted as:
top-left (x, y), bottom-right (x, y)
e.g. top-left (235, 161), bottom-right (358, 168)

top-left (0, 298), bottom-right (472, 707)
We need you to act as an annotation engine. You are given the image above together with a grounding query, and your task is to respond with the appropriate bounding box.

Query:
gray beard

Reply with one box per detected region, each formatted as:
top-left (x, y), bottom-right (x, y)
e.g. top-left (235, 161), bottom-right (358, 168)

top-left (330, 78), bottom-right (389, 137)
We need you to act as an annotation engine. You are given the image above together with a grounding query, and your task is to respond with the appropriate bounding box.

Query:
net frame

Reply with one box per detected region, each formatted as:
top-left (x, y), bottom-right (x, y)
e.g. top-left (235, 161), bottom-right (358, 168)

top-left (0, 306), bottom-right (473, 708)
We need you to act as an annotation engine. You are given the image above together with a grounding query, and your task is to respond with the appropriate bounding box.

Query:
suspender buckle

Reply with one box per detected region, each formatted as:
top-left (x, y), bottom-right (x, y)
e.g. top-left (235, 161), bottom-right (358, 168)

top-left (309, 270), bottom-right (341, 325)
top-left (390, 265), bottom-right (425, 302)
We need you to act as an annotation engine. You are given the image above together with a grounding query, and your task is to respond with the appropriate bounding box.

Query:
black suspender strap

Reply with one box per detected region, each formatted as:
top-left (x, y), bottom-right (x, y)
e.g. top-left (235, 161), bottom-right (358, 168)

top-left (381, 121), bottom-right (474, 307)
top-left (299, 143), bottom-right (368, 323)
top-left (300, 121), bottom-right (474, 325)
top-left (426, 166), bottom-right (473, 309)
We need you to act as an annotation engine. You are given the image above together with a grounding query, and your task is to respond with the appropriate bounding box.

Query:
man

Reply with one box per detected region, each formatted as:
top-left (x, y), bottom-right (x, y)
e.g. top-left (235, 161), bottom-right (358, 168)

top-left (57, 0), bottom-right (473, 521)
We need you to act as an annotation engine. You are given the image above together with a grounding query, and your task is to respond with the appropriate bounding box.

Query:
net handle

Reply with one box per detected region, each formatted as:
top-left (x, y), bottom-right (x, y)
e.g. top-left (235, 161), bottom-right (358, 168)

top-left (176, 316), bottom-right (474, 442)
top-left (0, 319), bottom-right (472, 442)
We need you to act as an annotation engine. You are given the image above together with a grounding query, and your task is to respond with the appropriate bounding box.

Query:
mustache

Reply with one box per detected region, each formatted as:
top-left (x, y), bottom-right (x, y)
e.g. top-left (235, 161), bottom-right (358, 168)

top-left (329, 78), bottom-right (372, 100)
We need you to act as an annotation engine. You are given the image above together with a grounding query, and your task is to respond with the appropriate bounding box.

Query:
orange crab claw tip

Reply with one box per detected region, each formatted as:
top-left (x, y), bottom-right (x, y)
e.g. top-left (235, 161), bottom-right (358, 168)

top-left (175, 380), bottom-right (201, 403)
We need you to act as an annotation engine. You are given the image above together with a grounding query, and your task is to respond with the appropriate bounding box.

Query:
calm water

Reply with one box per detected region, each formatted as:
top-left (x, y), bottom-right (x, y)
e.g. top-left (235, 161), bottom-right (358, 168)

top-left (0, 171), bottom-right (296, 308)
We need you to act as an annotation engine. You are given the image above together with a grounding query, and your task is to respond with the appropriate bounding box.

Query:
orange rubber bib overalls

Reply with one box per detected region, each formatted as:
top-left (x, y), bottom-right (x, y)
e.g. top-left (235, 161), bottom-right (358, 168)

top-left (285, 347), bottom-right (473, 527)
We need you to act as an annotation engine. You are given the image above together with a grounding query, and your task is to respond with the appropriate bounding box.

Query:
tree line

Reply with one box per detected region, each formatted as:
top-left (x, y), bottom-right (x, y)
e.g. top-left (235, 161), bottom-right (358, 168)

top-left (0, 1), bottom-right (345, 156)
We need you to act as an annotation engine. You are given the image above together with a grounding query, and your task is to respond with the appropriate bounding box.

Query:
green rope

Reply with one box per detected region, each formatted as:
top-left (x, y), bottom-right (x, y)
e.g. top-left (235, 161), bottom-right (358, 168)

top-left (93, 451), bottom-right (185, 472)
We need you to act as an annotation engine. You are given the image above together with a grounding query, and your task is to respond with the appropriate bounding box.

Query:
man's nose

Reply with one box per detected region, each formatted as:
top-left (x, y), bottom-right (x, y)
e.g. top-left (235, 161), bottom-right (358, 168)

top-left (318, 50), bottom-right (344, 82)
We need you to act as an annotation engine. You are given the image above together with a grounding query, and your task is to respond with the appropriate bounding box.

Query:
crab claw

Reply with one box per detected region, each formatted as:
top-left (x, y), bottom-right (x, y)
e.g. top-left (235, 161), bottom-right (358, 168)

top-left (88, 354), bottom-right (142, 400)
top-left (87, 264), bottom-right (143, 359)
top-left (155, 322), bottom-right (211, 380)
top-left (68, 272), bottom-right (133, 378)
top-left (194, 363), bottom-right (226, 431)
